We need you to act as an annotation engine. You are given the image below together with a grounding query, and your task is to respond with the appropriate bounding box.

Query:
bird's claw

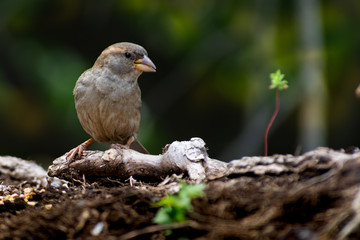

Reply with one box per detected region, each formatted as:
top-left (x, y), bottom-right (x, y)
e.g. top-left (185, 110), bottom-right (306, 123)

top-left (66, 145), bottom-right (85, 163)
top-left (66, 138), bottom-right (95, 163)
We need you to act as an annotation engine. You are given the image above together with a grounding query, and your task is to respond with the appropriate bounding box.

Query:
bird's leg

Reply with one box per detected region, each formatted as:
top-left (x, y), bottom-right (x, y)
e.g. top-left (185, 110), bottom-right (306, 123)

top-left (66, 138), bottom-right (95, 163)
top-left (125, 136), bottom-right (135, 148)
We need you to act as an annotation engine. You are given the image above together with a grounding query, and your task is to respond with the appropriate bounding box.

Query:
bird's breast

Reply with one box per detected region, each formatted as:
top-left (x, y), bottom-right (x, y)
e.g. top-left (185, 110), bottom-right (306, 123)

top-left (74, 70), bottom-right (142, 143)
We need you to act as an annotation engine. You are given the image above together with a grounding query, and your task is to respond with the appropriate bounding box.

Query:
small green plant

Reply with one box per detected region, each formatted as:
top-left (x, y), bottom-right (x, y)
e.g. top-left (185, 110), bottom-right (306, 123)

top-left (264, 69), bottom-right (288, 156)
top-left (152, 182), bottom-right (206, 224)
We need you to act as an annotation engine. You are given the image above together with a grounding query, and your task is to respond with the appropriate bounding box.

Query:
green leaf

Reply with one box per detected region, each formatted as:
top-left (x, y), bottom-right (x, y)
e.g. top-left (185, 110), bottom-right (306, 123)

top-left (179, 182), bottom-right (206, 198)
top-left (152, 207), bottom-right (174, 224)
top-left (152, 182), bottom-right (206, 224)
top-left (269, 69), bottom-right (288, 90)
top-left (152, 195), bottom-right (175, 207)
top-left (173, 207), bottom-right (188, 222)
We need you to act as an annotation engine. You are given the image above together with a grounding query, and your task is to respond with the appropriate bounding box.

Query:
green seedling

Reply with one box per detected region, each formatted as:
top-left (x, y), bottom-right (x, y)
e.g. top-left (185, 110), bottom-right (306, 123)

top-left (264, 69), bottom-right (288, 156)
top-left (152, 182), bottom-right (205, 225)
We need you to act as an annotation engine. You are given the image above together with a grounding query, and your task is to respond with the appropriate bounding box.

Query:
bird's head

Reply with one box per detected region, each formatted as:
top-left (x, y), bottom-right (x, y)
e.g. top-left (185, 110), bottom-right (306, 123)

top-left (94, 42), bottom-right (156, 78)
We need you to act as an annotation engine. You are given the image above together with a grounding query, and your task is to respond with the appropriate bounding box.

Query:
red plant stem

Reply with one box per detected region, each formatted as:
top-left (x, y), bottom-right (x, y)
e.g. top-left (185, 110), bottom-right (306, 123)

top-left (264, 89), bottom-right (280, 156)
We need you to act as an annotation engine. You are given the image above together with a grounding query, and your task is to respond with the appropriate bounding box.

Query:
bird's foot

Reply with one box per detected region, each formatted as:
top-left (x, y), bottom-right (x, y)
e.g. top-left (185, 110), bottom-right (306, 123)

top-left (66, 138), bottom-right (95, 163)
top-left (66, 145), bottom-right (85, 163)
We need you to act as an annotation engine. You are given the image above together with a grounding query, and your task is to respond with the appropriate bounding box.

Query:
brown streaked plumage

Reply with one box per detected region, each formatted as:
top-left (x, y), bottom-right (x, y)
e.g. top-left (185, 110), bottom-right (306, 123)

top-left (66, 42), bottom-right (156, 162)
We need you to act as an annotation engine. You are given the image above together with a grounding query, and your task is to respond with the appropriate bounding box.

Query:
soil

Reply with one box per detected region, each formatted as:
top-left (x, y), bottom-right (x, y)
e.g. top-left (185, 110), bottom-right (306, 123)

top-left (1, 148), bottom-right (360, 240)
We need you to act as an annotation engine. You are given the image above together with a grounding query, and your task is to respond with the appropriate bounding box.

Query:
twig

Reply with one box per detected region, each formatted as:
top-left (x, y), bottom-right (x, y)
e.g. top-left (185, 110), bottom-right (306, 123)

top-left (264, 89), bottom-right (280, 156)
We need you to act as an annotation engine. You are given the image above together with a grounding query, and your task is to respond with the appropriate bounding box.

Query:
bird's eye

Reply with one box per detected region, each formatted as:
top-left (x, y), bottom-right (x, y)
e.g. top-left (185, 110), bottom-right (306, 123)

top-left (124, 52), bottom-right (131, 58)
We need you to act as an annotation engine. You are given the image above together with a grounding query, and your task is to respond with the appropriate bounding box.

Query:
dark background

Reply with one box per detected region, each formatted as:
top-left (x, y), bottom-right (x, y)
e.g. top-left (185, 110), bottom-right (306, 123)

top-left (0, 0), bottom-right (359, 166)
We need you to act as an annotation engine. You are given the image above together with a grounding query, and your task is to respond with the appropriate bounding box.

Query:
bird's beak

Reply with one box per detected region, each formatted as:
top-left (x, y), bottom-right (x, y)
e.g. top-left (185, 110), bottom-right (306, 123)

top-left (134, 55), bottom-right (156, 72)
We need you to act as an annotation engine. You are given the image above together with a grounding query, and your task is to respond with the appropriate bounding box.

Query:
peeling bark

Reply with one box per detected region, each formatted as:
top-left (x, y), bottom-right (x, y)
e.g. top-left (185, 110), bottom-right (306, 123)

top-left (48, 138), bottom-right (360, 185)
top-left (48, 138), bottom-right (227, 183)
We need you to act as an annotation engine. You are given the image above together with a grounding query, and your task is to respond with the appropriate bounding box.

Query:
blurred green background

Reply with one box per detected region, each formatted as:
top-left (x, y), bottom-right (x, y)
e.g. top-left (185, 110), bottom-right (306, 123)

top-left (0, 0), bottom-right (359, 166)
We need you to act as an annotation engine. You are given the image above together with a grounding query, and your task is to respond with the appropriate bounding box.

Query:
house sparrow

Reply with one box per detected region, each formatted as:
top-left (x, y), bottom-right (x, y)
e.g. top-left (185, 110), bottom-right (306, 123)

top-left (66, 42), bottom-right (156, 162)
